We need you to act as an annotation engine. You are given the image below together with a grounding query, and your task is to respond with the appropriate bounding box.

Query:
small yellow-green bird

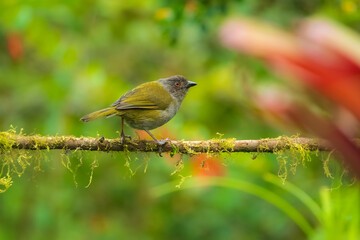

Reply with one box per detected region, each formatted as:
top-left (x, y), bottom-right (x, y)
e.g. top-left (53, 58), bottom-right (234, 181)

top-left (81, 75), bottom-right (197, 145)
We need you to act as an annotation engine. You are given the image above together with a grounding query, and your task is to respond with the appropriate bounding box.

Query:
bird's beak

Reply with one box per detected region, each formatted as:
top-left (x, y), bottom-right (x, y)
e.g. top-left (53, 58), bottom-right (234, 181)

top-left (186, 81), bottom-right (197, 88)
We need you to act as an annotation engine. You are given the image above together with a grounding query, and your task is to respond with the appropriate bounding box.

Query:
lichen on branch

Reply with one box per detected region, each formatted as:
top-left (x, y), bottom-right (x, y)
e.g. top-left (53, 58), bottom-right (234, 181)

top-left (0, 132), bottom-right (334, 154)
top-left (0, 130), bottom-right (354, 194)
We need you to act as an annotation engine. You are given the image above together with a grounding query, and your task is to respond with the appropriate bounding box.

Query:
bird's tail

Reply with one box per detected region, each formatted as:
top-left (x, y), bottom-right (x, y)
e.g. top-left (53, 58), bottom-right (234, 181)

top-left (80, 107), bottom-right (119, 122)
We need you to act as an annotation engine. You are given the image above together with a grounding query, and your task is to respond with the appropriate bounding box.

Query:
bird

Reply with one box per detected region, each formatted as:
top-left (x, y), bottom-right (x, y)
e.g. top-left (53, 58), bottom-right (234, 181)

top-left (80, 75), bottom-right (197, 147)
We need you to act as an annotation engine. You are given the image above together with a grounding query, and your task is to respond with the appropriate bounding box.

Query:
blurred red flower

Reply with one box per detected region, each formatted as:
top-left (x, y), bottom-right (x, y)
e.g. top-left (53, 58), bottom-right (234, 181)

top-left (6, 33), bottom-right (23, 61)
top-left (191, 154), bottom-right (226, 177)
top-left (220, 18), bottom-right (360, 178)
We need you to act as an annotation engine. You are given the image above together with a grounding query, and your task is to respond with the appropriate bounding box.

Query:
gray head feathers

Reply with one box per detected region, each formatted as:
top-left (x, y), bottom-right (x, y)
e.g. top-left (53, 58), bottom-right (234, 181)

top-left (158, 75), bottom-right (197, 105)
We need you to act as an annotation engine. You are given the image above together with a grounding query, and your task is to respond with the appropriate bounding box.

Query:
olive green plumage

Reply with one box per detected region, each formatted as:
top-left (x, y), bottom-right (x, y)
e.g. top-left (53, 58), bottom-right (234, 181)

top-left (79, 107), bottom-right (118, 122)
top-left (80, 75), bottom-right (197, 144)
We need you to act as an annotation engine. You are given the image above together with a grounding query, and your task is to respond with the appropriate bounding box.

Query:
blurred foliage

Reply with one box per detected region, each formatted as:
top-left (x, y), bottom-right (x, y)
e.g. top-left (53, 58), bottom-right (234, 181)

top-left (0, 0), bottom-right (359, 239)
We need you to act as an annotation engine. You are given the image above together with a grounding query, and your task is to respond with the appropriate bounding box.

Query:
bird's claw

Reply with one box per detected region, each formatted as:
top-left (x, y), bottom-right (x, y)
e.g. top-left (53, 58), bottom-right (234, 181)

top-left (158, 138), bottom-right (170, 146)
top-left (120, 133), bottom-right (132, 144)
top-left (157, 138), bottom-right (170, 157)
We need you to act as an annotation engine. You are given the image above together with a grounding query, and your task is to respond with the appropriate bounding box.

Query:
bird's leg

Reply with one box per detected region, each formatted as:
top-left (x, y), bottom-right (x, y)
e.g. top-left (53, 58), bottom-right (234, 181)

top-left (145, 130), bottom-right (170, 157)
top-left (120, 118), bottom-right (131, 144)
top-left (144, 130), bottom-right (168, 144)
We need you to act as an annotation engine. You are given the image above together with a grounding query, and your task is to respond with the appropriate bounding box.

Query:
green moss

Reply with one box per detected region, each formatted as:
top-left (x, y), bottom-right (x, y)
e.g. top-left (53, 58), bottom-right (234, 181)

top-left (170, 143), bottom-right (179, 157)
top-left (212, 133), bottom-right (236, 154)
top-left (143, 154), bottom-right (150, 174)
top-left (171, 159), bottom-right (184, 176)
top-left (323, 150), bottom-right (334, 179)
top-left (85, 157), bottom-right (99, 188)
top-left (0, 176), bottom-right (12, 193)
top-left (1, 128), bottom-right (102, 193)
top-left (0, 132), bottom-right (15, 151)
top-left (259, 135), bottom-right (313, 183)
top-left (0, 129), bottom-right (32, 193)
top-left (175, 174), bottom-right (192, 188)
top-left (178, 133), bottom-right (236, 157)
top-left (0, 128), bottom-right (340, 192)
top-left (61, 150), bottom-right (84, 187)
top-left (182, 142), bottom-right (198, 155)
top-left (123, 145), bottom-right (135, 176)
top-left (145, 142), bottom-right (156, 152)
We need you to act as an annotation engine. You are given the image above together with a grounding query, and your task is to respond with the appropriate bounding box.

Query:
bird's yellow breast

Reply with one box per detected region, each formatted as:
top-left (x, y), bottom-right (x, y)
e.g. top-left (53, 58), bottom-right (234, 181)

top-left (122, 109), bottom-right (169, 130)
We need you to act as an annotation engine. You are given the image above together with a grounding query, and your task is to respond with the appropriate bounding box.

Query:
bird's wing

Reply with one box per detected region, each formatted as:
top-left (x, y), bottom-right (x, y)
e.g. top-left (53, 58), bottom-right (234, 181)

top-left (111, 82), bottom-right (172, 110)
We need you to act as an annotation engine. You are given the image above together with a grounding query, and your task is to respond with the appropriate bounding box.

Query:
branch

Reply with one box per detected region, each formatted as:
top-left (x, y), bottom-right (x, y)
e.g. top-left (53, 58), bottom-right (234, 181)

top-left (0, 132), bottom-right (339, 154)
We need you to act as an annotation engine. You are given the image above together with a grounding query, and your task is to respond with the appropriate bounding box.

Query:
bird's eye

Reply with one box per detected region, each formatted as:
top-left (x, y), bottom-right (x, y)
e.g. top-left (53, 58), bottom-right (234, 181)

top-left (175, 82), bottom-right (180, 87)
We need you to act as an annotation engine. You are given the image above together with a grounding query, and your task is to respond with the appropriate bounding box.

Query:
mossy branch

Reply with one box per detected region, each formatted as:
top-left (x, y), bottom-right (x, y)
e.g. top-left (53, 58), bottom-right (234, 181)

top-left (0, 132), bottom-right (342, 153)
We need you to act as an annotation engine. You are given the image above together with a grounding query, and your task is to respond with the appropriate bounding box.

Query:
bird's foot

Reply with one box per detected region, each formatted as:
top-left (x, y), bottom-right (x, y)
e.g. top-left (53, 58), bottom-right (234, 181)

top-left (120, 133), bottom-right (132, 144)
top-left (158, 138), bottom-right (170, 145)
top-left (156, 138), bottom-right (170, 157)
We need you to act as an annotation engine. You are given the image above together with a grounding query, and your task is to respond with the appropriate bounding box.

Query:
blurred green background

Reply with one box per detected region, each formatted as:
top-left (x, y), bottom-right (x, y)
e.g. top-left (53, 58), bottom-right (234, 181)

top-left (0, 0), bottom-right (359, 239)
